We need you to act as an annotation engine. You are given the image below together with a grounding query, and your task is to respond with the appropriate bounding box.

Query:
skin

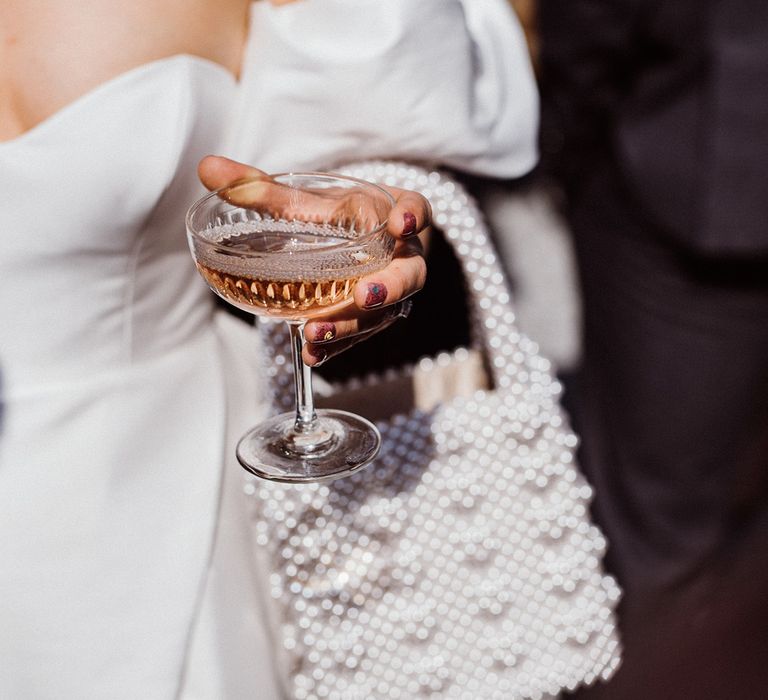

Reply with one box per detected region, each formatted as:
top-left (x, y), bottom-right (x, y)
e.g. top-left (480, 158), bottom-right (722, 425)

top-left (198, 157), bottom-right (429, 366)
top-left (1, 0), bottom-right (429, 366)
top-left (0, 0), bottom-right (251, 139)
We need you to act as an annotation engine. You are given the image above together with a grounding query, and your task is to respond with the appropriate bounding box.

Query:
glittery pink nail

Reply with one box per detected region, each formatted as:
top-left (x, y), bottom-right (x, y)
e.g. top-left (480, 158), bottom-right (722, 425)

top-left (306, 345), bottom-right (328, 366)
top-left (311, 322), bottom-right (336, 343)
top-left (364, 283), bottom-right (387, 308)
top-left (403, 211), bottom-right (417, 236)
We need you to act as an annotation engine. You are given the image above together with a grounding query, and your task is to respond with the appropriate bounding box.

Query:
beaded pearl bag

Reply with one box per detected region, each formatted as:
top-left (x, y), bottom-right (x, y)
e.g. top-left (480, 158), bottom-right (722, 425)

top-left (248, 162), bottom-right (621, 700)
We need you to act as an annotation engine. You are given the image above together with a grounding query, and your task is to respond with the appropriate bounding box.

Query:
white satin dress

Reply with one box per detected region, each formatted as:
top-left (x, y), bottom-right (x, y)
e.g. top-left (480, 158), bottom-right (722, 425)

top-left (0, 2), bottom-right (542, 698)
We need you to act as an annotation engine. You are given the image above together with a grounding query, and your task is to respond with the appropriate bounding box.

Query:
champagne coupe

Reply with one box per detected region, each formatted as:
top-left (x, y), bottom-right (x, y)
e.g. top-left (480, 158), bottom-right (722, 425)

top-left (186, 173), bottom-right (396, 483)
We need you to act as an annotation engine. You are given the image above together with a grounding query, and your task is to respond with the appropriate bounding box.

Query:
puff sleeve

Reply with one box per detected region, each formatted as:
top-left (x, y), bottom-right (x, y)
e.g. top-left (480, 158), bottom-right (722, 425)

top-left (227, 0), bottom-right (538, 178)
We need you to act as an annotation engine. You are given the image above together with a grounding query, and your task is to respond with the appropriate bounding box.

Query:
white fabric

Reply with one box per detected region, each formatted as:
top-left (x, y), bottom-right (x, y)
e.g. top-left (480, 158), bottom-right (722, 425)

top-left (180, 313), bottom-right (284, 700)
top-left (227, 0), bottom-right (538, 176)
top-left (0, 2), bottom-right (538, 698)
top-left (0, 57), bottom-right (240, 699)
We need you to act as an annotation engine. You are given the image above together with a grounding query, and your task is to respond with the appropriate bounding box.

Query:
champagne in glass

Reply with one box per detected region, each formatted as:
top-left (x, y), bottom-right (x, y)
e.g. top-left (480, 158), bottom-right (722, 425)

top-left (186, 173), bottom-right (396, 482)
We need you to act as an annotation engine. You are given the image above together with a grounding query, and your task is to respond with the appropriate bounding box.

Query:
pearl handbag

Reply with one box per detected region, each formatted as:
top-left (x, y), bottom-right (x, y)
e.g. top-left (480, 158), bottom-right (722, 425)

top-left (248, 162), bottom-right (622, 700)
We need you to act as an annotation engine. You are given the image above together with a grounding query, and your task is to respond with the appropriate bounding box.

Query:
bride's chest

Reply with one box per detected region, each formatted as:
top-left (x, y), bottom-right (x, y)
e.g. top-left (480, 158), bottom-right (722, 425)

top-left (0, 0), bottom-right (247, 143)
top-left (0, 57), bottom-right (237, 262)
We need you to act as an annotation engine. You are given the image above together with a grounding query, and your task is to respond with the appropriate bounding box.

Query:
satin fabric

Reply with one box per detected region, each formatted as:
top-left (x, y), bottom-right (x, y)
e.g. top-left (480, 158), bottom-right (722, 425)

top-left (0, 2), bottom-right (537, 697)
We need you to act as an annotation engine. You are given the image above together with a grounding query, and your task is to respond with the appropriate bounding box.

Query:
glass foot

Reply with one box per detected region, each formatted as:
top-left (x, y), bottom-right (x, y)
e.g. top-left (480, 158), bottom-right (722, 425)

top-left (236, 409), bottom-right (381, 483)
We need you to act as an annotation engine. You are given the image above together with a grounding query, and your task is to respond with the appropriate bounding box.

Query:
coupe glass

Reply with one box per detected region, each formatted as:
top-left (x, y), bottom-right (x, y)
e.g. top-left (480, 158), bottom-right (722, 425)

top-left (186, 173), bottom-right (396, 483)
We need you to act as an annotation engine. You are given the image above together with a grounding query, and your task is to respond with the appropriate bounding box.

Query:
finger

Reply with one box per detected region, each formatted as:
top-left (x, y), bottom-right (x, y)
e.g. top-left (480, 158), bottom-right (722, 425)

top-left (304, 299), bottom-right (414, 345)
top-left (382, 187), bottom-right (432, 239)
top-left (198, 160), bottom-right (382, 225)
top-left (197, 158), bottom-right (312, 218)
top-left (353, 238), bottom-right (427, 310)
top-left (303, 301), bottom-right (413, 366)
top-left (197, 165), bottom-right (279, 220)
top-left (197, 155), bottom-right (267, 192)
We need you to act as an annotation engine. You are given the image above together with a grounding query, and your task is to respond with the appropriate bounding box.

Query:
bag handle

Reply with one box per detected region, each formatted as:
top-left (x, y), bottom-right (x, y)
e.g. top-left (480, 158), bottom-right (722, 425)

top-left (339, 161), bottom-right (555, 392)
top-left (260, 161), bottom-right (559, 405)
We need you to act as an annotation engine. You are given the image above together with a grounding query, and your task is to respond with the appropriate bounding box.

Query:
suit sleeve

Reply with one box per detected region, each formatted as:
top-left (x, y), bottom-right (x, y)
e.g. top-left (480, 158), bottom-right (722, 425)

top-left (538, 0), bottom-right (643, 187)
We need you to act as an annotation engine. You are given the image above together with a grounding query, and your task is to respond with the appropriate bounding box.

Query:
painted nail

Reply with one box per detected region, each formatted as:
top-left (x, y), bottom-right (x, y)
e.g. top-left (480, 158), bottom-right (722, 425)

top-left (363, 282), bottom-right (388, 308)
top-left (311, 322), bottom-right (336, 343)
top-left (306, 345), bottom-right (328, 366)
top-left (402, 211), bottom-right (417, 237)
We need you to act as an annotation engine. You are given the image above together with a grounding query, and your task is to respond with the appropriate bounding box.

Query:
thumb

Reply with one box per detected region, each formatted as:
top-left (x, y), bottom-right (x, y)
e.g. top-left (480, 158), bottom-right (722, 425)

top-left (197, 155), bottom-right (267, 191)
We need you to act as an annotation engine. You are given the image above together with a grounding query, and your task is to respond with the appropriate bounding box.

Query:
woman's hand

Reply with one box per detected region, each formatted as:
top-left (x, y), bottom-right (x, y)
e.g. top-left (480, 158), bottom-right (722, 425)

top-left (198, 155), bottom-right (429, 366)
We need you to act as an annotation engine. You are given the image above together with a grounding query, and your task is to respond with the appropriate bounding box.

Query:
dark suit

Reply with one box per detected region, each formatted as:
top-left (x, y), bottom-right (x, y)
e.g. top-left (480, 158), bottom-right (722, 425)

top-left (540, 0), bottom-right (768, 256)
top-left (538, 1), bottom-right (768, 696)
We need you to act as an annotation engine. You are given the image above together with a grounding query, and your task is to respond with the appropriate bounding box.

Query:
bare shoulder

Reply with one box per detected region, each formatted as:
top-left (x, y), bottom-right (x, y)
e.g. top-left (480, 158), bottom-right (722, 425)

top-left (0, 0), bottom-right (250, 139)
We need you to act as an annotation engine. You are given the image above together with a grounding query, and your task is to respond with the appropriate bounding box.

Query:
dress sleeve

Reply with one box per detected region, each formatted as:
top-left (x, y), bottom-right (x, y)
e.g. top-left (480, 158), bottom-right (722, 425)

top-left (227, 0), bottom-right (539, 178)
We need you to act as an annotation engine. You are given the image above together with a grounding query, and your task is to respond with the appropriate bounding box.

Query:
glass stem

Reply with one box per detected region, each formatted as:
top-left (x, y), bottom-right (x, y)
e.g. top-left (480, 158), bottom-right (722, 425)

top-left (288, 320), bottom-right (317, 434)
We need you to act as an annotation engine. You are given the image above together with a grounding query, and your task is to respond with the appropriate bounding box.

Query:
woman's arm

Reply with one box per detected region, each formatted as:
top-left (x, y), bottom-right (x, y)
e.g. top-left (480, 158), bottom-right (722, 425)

top-left (227, 0), bottom-right (538, 178)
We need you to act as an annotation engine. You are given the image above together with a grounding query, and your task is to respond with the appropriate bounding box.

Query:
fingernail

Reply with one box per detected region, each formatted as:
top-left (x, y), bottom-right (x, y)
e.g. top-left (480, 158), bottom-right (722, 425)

top-left (306, 345), bottom-right (328, 366)
top-left (402, 211), bottom-right (417, 237)
top-left (310, 322), bottom-right (336, 343)
top-left (363, 282), bottom-right (388, 308)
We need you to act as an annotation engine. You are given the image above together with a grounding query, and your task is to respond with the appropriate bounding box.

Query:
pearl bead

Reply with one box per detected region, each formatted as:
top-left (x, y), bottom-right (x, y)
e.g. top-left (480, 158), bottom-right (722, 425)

top-left (246, 161), bottom-right (621, 699)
